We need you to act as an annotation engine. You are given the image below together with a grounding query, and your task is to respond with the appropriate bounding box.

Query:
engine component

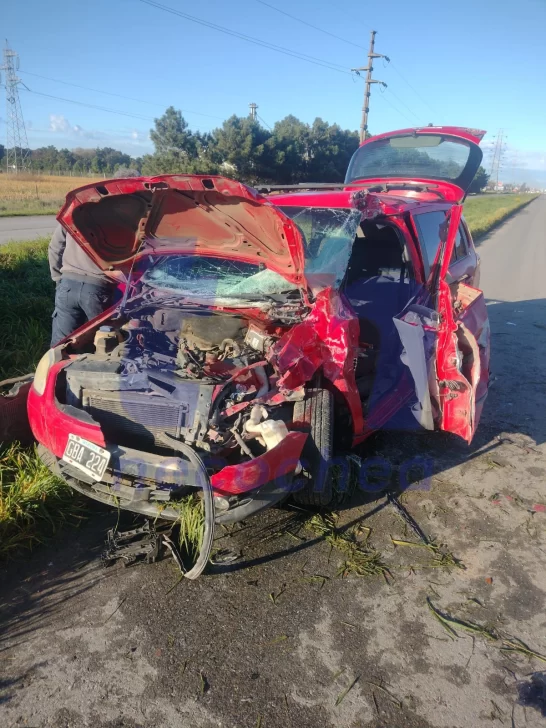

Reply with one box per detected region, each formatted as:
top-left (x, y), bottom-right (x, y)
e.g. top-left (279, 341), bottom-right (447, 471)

top-left (94, 326), bottom-right (119, 357)
top-left (254, 366), bottom-right (269, 398)
top-left (244, 404), bottom-right (289, 451)
top-left (245, 324), bottom-right (274, 353)
top-left (180, 313), bottom-right (245, 351)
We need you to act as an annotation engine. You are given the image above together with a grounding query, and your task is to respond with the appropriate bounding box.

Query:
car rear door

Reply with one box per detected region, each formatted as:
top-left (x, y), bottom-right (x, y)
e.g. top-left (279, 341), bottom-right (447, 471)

top-left (433, 205), bottom-right (489, 441)
top-left (395, 205), bottom-right (489, 442)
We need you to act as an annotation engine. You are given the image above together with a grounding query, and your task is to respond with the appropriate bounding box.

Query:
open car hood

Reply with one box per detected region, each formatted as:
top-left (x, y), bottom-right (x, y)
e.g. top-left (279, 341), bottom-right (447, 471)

top-left (57, 175), bottom-right (306, 286)
top-left (345, 126), bottom-right (485, 202)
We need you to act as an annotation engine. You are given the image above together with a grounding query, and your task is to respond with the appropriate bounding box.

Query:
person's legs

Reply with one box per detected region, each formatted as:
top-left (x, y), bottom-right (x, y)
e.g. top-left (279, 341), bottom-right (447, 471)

top-left (51, 279), bottom-right (86, 346)
top-left (79, 281), bottom-right (115, 322)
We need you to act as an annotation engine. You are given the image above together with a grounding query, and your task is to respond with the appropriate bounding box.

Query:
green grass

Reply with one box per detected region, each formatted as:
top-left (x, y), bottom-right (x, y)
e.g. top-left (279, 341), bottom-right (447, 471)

top-left (463, 193), bottom-right (538, 239)
top-left (0, 443), bottom-right (82, 557)
top-left (0, 238), bottom-right (74, 558)
top-left (0, 200), bottom-right (61, 217)
top-left (0, 237), bottom-right (54, 380)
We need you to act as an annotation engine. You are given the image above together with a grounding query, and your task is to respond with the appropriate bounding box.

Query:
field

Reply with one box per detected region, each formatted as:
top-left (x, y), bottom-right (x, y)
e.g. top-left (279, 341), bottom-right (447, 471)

top-left (0, 174), bottom-right (100, 217)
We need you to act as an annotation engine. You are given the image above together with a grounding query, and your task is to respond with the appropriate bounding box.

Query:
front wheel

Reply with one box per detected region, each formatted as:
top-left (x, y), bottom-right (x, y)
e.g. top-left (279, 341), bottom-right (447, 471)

top-left (292, 389), bottom-right (334, 507)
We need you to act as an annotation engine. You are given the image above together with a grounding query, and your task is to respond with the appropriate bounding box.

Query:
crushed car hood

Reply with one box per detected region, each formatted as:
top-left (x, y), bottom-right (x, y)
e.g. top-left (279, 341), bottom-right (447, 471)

top-left (57, 175), bottom-right (307, 286)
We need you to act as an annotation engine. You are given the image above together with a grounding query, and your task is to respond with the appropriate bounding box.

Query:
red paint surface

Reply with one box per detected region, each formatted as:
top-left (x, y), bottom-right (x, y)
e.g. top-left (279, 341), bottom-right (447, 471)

top-left (210, 431), bottom-right (308, 495)
top-left (269, 287), bottom-right (364, 437)
top-left (58, 175), bottom-right (307, 287)
top-left (27, 363), bottom-right (307, 497)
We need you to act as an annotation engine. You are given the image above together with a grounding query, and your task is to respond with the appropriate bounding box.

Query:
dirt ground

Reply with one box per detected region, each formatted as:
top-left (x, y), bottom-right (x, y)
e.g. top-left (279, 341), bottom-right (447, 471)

top-left (1, 198), bottom-right (546, 728)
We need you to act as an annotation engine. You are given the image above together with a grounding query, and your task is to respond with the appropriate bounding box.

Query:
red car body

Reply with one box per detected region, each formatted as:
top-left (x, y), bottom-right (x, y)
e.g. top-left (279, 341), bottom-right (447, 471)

top-left (28, 126), bottom-right (490, 528)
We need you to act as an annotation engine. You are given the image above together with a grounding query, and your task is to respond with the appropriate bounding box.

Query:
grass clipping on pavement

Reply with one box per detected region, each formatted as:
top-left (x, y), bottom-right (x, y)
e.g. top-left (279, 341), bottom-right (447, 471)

top-left (0, 238), bottom-right (78, 557)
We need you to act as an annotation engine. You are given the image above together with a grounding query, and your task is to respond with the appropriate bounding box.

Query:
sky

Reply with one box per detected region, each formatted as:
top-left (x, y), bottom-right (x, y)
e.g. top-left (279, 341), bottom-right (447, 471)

top-left (2, 0), bottom-right (546, 181)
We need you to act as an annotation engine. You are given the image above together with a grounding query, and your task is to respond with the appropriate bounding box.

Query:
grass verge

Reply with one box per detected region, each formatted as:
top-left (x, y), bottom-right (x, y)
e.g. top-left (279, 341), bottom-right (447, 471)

top-left (0, 444), bottom-right (83, 557)
top-left (0, 238), bottom-right (53, 380)
top-left (0, 238), bottom-right (77, 558)
top-left (463, 193), bottom-right (538, 239)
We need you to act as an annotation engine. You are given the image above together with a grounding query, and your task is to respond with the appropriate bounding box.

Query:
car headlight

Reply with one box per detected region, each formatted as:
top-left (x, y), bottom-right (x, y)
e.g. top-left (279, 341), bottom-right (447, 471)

top-left (33, 348), bottom-right (60, 396)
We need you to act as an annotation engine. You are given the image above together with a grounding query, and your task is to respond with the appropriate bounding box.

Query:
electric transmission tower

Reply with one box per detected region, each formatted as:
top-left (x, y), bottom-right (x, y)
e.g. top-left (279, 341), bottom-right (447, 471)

top-left (352, 30), bottom-right (388, 143)
top-left (249, 102), bottom-right (258, 121)
top-left (489, 129), bottom-right (506, 191)
top-left (0, 41), bottom-right (30, 173)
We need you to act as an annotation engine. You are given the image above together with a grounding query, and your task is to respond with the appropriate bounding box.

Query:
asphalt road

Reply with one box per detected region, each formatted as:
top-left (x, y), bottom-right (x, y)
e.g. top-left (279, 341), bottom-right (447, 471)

top-left (2, 197), bottom-right (546, 728)
top-left (0, 214), bottom-right (57, 245)
top-left (478, 195), bottom-right (546, 301)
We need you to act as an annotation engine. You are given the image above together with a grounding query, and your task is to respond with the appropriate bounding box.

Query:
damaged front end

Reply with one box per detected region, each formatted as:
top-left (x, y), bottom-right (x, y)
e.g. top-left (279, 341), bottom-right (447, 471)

top-left (29, 287), bottom-right (312, 534)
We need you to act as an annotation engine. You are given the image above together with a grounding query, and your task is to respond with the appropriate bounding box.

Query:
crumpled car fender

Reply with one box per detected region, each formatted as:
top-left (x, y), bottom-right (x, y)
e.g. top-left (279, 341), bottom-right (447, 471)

top-left (268, 288), bottom-right (364, 436)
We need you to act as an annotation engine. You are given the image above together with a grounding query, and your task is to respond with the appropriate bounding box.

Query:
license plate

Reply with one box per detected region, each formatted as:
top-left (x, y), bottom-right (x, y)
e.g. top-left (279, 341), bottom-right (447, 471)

top-left (62, 434), bottom-right (110, 481)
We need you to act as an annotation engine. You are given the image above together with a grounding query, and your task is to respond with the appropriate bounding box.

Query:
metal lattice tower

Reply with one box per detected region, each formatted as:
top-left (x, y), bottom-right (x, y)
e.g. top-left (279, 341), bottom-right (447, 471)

top-left (488, 129), bottom-right (506, 190)
top-left (0, 41), bottom-right (30, 173)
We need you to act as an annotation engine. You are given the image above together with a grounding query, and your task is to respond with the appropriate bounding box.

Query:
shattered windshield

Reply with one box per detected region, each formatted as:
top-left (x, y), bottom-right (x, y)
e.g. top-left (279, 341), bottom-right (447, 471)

top-left (278, 206), bottom-right (361, 291)
top-left (141, 256), bottom-right (296, 304)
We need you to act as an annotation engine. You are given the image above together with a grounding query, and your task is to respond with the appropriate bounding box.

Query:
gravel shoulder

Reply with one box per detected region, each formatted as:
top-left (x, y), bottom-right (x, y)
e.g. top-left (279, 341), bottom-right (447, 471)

top-left (1, 198), bottom-right (546, 728)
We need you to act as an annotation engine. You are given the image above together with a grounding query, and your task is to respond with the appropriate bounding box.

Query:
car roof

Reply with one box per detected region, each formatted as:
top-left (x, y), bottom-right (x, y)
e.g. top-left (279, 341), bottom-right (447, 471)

top-left (267, 188), bottom-right (450, 214)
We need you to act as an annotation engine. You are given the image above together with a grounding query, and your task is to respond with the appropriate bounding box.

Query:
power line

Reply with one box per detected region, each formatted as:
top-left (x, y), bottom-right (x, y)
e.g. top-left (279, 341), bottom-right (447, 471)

top-left (252, 1), bottom-right (425, 125)
top-left (137, 0), bottom-right (352, 75)
top-left (252, 0), bottom-right (363, 50)
top-left (257, 114), bottom-right (272, 130)
top-left (383, 86), bottom-right (423, 124)
top-left (387, 61), bottom-right (438, 119)
top-left (377, 85), bottom-right (416, 125)
top-left (20, 87), bottom-right (156, 123)
top-left (18, 70), bottom-right (224, 120)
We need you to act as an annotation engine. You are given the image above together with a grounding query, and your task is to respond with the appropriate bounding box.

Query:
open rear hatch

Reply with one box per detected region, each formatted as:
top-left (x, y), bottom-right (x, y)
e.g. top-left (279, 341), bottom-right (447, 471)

top-left (345, 126), bottom-right (485, 202)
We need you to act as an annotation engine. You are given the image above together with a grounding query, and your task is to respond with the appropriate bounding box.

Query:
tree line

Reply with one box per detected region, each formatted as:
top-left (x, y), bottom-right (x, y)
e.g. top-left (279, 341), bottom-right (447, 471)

top-left (0, 106), bottom-right (491, 190)
top-left (0, 143), bottom-right (142, 177)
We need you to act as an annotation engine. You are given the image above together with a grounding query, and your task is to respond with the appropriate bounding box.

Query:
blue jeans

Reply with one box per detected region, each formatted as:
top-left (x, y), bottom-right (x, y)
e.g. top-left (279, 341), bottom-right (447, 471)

top-left (51, 278), bottom-right (115, 346)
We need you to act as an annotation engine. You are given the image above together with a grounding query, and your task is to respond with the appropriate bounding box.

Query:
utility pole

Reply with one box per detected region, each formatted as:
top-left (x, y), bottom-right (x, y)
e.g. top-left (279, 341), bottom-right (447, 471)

top-left (249, 102), bottom-right (258, 121)
top-left (489, 129), bottom-right (507, 191)
top-left (352, 30), bottom-right (388, 143)
top-left (0, 40), bottom-right (30, 173)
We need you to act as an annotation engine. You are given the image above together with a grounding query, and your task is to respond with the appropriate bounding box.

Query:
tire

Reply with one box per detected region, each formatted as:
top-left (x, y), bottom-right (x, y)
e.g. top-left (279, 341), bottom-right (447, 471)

top-left (292, 389), bottom-right (334, 507)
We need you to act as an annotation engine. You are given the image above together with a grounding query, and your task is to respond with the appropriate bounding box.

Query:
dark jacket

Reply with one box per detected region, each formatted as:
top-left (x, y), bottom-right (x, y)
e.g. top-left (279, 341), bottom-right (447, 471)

top-left (48, 224), bottom-right (109, 285)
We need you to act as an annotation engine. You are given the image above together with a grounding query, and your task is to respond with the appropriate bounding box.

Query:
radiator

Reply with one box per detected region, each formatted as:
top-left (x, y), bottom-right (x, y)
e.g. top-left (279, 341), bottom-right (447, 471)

top-left (82, 389), bottom-right (188, 446)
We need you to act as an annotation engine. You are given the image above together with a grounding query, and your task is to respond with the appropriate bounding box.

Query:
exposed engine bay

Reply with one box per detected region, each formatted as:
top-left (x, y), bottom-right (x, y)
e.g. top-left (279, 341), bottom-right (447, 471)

top-left (61, 306), bottom-right (294, 460)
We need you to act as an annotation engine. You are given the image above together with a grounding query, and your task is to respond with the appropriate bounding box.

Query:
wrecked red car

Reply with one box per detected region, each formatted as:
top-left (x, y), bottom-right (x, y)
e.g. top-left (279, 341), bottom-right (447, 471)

top-left (28, 126), bottom-right (490, 560)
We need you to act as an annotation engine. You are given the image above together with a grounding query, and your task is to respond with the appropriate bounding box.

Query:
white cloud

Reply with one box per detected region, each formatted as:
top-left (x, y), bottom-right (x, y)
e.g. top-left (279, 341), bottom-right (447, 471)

top-left (49, 114), bottom-right (74, 134)
top-left (49, 114), bottom-right (103, 141)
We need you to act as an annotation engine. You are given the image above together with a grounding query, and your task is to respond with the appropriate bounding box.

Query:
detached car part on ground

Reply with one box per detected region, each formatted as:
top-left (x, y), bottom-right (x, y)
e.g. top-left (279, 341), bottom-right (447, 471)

top-left (28, 126), bottom-right (490, 577)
